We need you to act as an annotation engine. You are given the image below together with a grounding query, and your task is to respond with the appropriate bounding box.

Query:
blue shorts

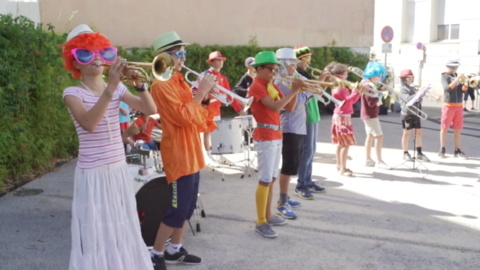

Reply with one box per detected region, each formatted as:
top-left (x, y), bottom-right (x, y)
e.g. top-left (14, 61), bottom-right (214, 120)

top-left (162, 172), bottom-right (200, 228)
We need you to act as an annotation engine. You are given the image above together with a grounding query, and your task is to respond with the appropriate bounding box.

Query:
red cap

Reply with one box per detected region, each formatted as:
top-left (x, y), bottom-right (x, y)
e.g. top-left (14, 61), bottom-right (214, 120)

top-left (207, 51), bottom-right (226, 63)
top-left (400, 69), bottom-right (414, 78)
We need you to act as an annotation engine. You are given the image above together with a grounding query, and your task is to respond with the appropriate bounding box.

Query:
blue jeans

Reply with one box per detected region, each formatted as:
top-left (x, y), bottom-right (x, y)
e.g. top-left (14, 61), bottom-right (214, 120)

top-left (142, 140), bottom-right (158, 151)
top-left (297, 122), bottom-right (318, 188)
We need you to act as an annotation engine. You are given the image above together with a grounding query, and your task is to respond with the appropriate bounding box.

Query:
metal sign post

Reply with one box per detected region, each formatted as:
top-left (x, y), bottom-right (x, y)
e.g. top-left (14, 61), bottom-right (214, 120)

top-left (381, 26), bottom-right (394, 66)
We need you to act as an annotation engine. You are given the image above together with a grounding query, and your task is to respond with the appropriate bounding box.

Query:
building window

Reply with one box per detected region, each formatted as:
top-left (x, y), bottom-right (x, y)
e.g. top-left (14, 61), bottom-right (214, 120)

top-left (437, 24), bottom-right (460, 41)
top-left (437, 0), bottom-right (460, 41)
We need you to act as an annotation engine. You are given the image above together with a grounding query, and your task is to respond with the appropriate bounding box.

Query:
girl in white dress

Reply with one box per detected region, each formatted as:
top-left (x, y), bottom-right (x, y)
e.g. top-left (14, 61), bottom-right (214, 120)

top-left (62, 24), bottom-right (157, 270)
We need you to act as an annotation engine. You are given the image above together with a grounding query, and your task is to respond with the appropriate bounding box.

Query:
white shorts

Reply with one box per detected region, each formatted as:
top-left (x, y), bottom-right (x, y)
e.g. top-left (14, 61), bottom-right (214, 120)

top-left (254, 139), bottom-right (282, 183)
top-left (363, 118), bottom-right (383, 137)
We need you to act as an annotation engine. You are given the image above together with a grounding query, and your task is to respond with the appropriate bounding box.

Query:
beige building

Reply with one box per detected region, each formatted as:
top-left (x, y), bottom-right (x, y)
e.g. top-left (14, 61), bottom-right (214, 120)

top-left (28, 0), bottom-right (375, 49)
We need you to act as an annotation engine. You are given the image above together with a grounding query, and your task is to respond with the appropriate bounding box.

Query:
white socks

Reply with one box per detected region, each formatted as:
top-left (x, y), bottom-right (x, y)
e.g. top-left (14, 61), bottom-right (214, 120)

top-left (151, 249), bottom-right (164, 258)
top-left (167, 243), bottom-right (182, 255)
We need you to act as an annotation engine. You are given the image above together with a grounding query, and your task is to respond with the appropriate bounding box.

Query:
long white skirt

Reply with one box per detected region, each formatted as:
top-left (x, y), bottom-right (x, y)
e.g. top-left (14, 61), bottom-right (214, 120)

top-left (69, 161), bottom-right (153, 270)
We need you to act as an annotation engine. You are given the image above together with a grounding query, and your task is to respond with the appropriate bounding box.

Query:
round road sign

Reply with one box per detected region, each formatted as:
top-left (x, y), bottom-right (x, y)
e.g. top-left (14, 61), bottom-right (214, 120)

top-left (381, 26), bottom-right (394, 43)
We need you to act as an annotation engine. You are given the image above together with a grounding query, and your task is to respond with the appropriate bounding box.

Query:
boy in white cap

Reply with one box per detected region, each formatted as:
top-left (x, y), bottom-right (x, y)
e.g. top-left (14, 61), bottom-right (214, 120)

top-left (233, 56), bottom-right (256, 98)
top-left (439, 57), bottom-right (468, 159)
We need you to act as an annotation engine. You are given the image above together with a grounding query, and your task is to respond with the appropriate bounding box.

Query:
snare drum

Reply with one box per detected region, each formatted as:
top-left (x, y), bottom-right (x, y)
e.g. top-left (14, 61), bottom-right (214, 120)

top-left (129, 162), bottom-right (169, 247)
top-left (211, 118), bottom-right (244, 155)
top-left (235, 115), bottom-right (257, 130)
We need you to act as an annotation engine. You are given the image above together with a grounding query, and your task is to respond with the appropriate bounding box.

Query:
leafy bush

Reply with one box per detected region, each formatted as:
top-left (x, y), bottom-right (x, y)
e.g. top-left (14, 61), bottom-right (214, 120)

top-left (0, 15), bottom-right (78, 190)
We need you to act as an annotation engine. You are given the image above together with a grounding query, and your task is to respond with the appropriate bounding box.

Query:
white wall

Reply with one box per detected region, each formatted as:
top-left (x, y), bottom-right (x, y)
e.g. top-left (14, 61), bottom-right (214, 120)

top-left (372, 0), bottom-right (480, 98)
top-left (0, 0), bottom-right (40, 24)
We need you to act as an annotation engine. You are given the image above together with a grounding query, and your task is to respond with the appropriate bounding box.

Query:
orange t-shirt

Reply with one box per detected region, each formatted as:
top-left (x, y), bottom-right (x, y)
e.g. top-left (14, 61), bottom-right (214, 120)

top-left (151, 72), bottom-right (217, 184)
top-left (132, 115), bottom-right (159, 143)
top-left (248, 77), bottom-right (284, 142)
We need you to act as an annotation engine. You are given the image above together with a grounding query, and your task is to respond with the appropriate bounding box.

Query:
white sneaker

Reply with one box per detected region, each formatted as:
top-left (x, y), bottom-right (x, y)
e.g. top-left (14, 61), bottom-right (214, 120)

top-left (365, 159), bottom-right (376, 167)
top-left (376, 161), bottom-right (392, 170)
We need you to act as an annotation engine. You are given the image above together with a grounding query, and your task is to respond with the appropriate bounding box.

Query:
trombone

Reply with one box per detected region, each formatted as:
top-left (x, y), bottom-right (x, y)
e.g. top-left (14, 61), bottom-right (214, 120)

top-left (99, 53), bottom-right (175, 85)
top-left (276, 76), bottom-right (346, 109)
top-left (348, 66), bottom-right (428, 120)
top-left (182, 64), bottom-right (254, 113)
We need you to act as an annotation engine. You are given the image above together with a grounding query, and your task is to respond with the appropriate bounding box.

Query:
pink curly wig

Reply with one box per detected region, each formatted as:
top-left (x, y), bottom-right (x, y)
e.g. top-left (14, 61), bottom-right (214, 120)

top-left (62, 32), bottom-right (112, 79)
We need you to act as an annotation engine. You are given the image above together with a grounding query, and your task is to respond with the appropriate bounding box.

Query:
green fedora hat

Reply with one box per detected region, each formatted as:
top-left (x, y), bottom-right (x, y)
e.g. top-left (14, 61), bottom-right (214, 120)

top-left (252, 51), bottom-right (282, 68)
top-left (152, 31), bottom-right (190, 56)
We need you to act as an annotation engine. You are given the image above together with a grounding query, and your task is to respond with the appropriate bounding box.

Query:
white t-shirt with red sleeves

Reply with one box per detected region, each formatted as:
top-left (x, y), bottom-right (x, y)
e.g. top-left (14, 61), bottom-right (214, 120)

top-left (63, 84), bottom-right (127, 169)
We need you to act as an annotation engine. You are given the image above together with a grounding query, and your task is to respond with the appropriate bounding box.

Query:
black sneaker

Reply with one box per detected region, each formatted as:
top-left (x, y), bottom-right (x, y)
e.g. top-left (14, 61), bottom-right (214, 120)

top-left (164, 247), bottom-right (202, 265)
top-left (151, 254), bottom-right (167, 270)
top-left (438, 149), bottom-right (446, 158)
top-left (416, 153), bottom-right (430, 162)
top-left (403, 152), bottom-right (413, 161)
top-left (454, 149), bottom-right (468, 160)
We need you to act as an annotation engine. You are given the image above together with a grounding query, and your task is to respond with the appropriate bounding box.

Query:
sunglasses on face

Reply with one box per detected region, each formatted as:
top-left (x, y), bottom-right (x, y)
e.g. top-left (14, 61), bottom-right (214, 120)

top-left (71, 46), bottom-right (118, 65)
top-left (262, 66), bottom-right (279, 74)
top-left (165, 49), bottom-right (187, 60)
top-left (447, 65), bottom-right (458, 70)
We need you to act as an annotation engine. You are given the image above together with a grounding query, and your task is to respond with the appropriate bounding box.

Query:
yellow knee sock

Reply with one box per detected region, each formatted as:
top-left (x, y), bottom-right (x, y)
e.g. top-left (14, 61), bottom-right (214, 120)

top-left (256, 184), bottom-right (269, 225)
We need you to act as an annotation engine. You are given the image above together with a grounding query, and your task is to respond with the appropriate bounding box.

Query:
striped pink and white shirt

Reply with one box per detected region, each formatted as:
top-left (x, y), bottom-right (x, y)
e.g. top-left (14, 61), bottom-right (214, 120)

top-left (63, 84), bottom-right (127, 169)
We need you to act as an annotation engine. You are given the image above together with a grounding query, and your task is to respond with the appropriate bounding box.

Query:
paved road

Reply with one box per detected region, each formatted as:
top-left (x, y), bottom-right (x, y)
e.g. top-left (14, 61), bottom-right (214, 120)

top-left (1, 104), bottom-right (479, 270)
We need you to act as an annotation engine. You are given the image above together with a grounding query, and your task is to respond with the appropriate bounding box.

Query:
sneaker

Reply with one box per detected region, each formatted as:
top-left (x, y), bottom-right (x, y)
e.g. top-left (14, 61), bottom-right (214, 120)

top-left (267, 215), bottom-right (287, 226)
top-left (306, 183), bottom-right (326, 193)
top-left (454, 149), bottom-right (468, 160)
top-left (463, 107), bottom-right (468, 112)
top-left (416, 153), bottom-right (430, 162)
top-left (376, 161), bottom-right (392, 170)
top-left (277, 203), bottom-right (297, 219)
top-left (151, 254), bottom-right (167, 270)
top-left (255, 222), bottom-right (278, 238)
top-left (284, 197), bottom-right (301, 208)
top-left (438, 149), bottom-right (446, 158)
top-left (294, 186), bottom-right (314, 200)
top-left (164, 247), bottom-right (202, 265)
top-left (365, 159), bottom-right (376, 167)
top-left (403, 152), bottom-right (413, 161)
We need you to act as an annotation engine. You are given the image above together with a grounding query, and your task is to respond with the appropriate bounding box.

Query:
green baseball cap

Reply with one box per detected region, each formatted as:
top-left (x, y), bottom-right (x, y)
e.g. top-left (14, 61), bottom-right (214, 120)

top-left (252, 51), bottom-right (282, 68)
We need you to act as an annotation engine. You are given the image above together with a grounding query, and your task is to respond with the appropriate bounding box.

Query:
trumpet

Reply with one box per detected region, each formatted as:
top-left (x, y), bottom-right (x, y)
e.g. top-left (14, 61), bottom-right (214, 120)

top-left (99, 53), bottom-right (175, 85)
top-left (182, 65), bottom-right (254, 113)
top-left (349, 66), bottom-right (428, 120)
top-left (307, 66), bottom-right (323, 80)
top-left (276, 76), bottom-right (346, 109)
top-left (459, 74), bottom-right (480, 88)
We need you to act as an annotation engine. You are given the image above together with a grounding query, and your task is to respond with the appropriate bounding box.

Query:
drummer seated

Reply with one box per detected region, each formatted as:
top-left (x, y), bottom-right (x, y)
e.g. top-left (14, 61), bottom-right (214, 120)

top-left (133, 113), bottom-right (161, 151)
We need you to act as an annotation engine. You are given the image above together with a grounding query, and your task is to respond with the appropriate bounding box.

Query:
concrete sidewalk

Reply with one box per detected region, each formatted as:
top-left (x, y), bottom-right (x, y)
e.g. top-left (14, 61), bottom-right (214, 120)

top-left (1, 105), bottom-right (479, 270)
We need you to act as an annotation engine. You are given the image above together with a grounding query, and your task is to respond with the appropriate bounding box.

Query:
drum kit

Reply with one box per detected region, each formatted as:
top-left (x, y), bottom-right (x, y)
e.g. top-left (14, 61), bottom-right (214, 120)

top-left (126, 124), bottom-right (205, 249)
top-left (210, 115), bottom-right (257, 180)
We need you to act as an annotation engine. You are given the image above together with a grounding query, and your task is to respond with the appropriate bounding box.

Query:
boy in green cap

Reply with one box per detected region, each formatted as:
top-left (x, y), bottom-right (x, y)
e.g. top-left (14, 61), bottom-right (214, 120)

top-left (248, 51), bottom-right (304, 238)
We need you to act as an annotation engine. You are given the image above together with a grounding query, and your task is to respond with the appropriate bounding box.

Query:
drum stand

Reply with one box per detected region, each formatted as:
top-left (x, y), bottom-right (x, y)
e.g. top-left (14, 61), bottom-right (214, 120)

top-left (188, 194), bottom-right (206, 235)
top-left (235, 129), bottom-right (257, 178)
top-left (211, 143), bottom-right (227, 181)
top-left (393, 124), bottom-right (428, 179)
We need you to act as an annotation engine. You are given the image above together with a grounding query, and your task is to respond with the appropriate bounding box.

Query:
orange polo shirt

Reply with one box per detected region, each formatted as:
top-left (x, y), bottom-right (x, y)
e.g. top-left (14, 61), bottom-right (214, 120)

top-left (151, 72), bottom-right (217, 184)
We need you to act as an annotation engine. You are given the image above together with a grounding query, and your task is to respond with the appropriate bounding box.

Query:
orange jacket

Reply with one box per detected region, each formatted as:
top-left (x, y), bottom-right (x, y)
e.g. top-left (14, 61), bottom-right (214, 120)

top-left (151, 72), bottom-right (216, 184)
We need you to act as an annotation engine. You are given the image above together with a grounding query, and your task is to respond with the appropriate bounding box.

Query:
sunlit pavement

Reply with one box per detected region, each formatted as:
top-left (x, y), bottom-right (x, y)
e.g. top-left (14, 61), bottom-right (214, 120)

top-left (1, 104), bottom-right (479, 270)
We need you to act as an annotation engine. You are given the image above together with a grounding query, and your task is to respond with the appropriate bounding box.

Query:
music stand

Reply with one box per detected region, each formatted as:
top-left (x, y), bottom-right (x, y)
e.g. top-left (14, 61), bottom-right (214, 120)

top-left (393, 116), bottom-right (428, 178)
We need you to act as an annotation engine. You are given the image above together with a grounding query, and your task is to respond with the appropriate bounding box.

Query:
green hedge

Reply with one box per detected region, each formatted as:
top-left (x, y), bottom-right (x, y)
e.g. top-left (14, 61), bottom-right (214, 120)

top-left (0, 15), bottom-right (78, 190)
top-left (0, 17), bottom-right (369, 190)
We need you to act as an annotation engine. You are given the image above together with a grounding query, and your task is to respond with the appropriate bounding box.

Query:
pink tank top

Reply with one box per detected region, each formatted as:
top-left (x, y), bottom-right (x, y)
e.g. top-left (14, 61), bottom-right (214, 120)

top-left (63, 84), bottom-right (127, 169)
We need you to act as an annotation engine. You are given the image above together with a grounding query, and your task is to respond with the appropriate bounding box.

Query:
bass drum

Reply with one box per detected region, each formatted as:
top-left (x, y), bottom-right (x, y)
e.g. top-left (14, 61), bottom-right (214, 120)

top-left (210, 118), bottom-right (244, 155)
top-left (129, 163), bottom-right (170, 247)
top-left (135, 176), bottom-right (170, 247)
